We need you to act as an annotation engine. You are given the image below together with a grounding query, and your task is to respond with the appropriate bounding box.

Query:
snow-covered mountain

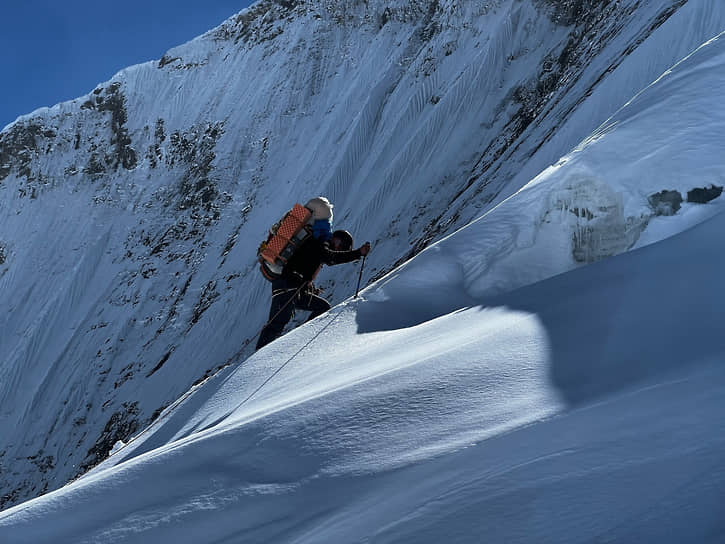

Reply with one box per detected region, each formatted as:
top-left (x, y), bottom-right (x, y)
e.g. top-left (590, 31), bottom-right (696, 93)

top-left (1, 0), bottom-right (724, 538)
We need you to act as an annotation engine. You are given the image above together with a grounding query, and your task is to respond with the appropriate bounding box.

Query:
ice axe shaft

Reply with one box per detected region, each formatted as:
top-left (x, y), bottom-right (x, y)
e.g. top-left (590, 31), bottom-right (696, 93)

top-left (355, 255), bottom-right (367, 298)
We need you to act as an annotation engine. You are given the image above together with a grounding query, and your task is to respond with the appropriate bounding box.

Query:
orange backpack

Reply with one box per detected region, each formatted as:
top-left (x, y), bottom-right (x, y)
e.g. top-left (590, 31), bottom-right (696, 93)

top-left (257, 203), bottom-right (312, 281)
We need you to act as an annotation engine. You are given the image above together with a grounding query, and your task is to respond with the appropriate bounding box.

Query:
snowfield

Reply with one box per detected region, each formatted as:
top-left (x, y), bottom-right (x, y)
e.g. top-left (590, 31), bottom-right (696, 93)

top-left (2, 13), bottom-right (725, 542)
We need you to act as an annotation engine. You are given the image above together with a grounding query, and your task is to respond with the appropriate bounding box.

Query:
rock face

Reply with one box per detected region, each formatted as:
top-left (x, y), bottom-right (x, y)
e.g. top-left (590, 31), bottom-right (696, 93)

top-left (1, 0), bottom-right (722, 509)
top-left (687, 185), bottom-right (723, 204)
top-left (649, 190), bottom-right (684, 216)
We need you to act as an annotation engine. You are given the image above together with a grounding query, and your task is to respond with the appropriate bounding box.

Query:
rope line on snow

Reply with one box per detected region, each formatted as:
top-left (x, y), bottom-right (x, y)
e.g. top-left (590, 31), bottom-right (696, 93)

top-left (127, 253), bottom-right (371, 444)
top-left (232, 307), bottom-right (344, 410)
top-left (103, 283), bottom-right (308, 460)
top-left (180, 307), bottom-right (345, 436)
top-left (107, 282), bottom-right (337, 460)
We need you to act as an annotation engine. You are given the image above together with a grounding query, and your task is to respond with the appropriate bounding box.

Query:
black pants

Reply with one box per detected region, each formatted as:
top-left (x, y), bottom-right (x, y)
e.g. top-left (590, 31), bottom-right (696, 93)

top-left (255, 278), bottom-right (331, 350)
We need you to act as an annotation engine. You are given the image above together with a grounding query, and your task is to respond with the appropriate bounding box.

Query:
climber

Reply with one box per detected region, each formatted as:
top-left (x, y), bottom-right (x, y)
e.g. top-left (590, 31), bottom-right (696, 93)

top-left (255, 197), bottom-right (371, 350)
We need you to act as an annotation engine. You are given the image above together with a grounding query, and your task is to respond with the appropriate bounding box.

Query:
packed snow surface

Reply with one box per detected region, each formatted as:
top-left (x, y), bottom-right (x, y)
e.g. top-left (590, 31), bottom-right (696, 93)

top-left (4, 0), bottom-right (725, 511)
top-left (1, 24), bottom-right (725, 543)
top-left (1, 193), bottom-right (724, 543)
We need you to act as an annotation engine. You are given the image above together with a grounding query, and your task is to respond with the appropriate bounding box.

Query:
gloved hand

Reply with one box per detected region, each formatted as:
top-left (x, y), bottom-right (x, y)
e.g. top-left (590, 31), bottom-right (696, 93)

top-left (359, 242), bottom-right (371, 256)
top-left (305, 282), bottom-right (322, 295)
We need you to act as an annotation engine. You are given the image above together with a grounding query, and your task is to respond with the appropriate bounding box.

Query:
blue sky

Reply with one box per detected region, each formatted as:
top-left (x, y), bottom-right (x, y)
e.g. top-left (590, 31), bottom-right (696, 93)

top-left (1, 1), bottom-right (255, 130)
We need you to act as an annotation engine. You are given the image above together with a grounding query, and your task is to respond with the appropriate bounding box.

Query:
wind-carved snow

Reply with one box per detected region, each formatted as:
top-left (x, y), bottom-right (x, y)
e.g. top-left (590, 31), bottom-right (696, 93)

top-left (0, 3), bottom-right (725, 541)
top-left (371, 28), bottom-right (725, 307)
top-left (3, 31), bottom-right (725, 534)
top-left (1, 0), bottom-right (725, 514)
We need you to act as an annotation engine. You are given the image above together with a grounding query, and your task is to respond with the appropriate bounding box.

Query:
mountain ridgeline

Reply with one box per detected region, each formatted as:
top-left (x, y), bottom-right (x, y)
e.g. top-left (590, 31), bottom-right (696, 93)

top-left (0, 0), bottom-right (721, 509)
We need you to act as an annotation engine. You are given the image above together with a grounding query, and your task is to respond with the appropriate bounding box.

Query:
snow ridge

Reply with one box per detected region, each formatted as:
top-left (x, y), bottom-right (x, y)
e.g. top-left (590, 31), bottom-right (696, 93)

top-left (0, 0), bottom-right (724, 516)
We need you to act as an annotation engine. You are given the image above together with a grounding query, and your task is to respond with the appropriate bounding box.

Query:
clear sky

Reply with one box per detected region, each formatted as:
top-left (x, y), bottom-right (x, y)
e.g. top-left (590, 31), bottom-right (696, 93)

top-left (0, 0), bottom-right (255, 130)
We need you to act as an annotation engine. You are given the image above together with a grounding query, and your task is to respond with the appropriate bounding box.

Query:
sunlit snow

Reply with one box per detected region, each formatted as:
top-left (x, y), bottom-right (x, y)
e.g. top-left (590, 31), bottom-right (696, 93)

top-left (1, 1), bottom-right (724, 542)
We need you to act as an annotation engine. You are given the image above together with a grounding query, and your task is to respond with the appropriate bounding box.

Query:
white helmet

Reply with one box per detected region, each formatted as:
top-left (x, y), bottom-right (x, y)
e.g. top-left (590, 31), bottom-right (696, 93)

top-left (305, 196), bottom-right (334, 221)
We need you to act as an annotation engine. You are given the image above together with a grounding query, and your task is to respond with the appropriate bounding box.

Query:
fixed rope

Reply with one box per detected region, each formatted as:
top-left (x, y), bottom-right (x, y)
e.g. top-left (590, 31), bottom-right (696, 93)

top-left (187, 303), bottom-right (345, 434)
top-left (222, 257), bottom-right (367, 411)
top-left (235, 308), bottom-right (343, 409)
top-left (111, 257), bottom-right (366, 456)
top-left (107, 283), bottom-right (308, 458)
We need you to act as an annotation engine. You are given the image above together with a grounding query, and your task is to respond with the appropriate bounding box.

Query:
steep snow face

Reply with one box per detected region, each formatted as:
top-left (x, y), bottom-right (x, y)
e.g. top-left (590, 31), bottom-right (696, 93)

top-left (1, 34), bottom-right (725, 537)
top-left (369, 28), bottom-right (725, 308)
top-left (0, 0), bottom-right (724, 508)
top-left (4, 216), bottom-right (725, 542)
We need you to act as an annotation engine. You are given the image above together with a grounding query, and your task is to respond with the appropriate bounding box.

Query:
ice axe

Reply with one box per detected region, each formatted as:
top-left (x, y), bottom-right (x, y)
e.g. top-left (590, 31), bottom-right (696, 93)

top-left (354, 255), bottom-right (367, 298)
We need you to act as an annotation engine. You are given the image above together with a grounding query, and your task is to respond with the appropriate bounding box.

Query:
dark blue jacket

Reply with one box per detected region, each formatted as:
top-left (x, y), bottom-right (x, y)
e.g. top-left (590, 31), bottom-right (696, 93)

top-left (282, 236), bottom-right (361, 284)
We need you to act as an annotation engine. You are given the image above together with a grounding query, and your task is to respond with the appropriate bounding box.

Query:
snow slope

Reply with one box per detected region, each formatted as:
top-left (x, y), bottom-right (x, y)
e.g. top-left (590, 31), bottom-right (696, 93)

top-left (1, 22), bottom-right (724, 543)
top-left (368, 27), bottom-right (725, 308)
top-left (1, 145), bottom-right (724, 544)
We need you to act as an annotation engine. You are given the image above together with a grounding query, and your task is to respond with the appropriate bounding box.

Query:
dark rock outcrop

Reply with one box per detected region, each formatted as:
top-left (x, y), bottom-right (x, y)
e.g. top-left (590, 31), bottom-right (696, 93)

top-left (687, 185), bottom-right (723, 204)
top-left (648, 190), bottom-right (683, 216)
